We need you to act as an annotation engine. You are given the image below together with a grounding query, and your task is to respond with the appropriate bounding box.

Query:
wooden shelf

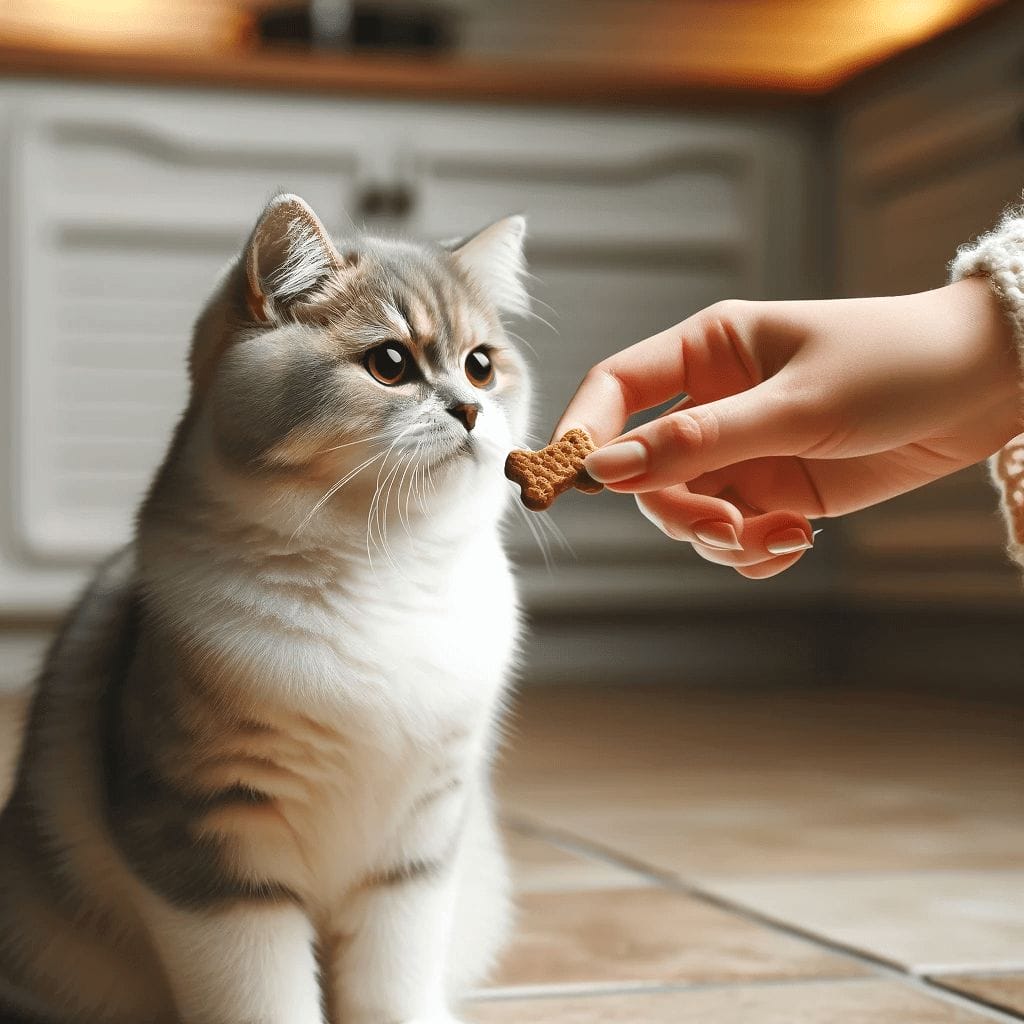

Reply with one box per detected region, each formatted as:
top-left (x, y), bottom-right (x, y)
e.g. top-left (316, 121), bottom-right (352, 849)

top-left (0, 0), bottom-right (1008, 106)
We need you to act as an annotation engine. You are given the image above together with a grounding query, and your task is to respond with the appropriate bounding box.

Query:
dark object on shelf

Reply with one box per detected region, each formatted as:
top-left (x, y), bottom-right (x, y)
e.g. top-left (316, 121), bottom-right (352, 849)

top-left (257, 3), bottom-right (458, 54)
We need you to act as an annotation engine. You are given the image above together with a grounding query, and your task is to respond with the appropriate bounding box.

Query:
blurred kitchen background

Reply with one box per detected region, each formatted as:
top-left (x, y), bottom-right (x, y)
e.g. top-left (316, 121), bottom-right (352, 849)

top-left (0, 0), bottom-right (1023, 693)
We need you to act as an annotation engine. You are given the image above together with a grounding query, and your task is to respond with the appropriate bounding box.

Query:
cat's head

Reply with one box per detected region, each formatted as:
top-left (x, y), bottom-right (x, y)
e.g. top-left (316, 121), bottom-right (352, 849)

top-left (186, 194), bottom-right (532, 542)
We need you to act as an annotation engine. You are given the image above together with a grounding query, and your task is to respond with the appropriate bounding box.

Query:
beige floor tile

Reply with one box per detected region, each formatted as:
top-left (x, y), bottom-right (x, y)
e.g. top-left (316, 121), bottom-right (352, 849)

top-left (705, 872), bottom-right (1024, 973)
top-left (500, 686), bottom-right (1024, 876)
top-left (489, 887), bottom-right (866, 989)
top-left (934, 973), bottom-right (1024, 1016)
top-left (470, 979), bottom-right (992, 1023)
top-left (505, 831), bottom-right (651, 893)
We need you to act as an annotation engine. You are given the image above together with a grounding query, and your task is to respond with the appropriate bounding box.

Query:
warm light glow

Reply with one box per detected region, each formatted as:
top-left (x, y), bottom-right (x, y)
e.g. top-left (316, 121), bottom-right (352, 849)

top-left (0, 0), bottom-right (1009, 92)
top-left (0, 0), bottom-right (245, 53)
top-left (618, 0), bottom-right (1006, 89)
top-left (804, 0), bottom-right (1006, 81)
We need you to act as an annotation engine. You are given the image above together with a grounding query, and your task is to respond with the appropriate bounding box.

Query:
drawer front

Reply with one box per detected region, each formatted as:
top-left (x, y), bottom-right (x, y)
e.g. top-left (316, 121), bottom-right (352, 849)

top-left (412, 139), bottom-right (752, 251)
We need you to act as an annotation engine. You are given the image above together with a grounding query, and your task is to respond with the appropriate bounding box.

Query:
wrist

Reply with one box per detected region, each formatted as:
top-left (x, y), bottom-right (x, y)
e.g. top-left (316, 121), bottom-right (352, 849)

top-left (943, 276), bottom-right (1022, 445)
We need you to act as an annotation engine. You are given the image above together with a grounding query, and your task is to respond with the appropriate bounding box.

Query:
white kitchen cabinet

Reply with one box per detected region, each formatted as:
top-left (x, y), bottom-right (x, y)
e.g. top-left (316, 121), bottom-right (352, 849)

top-left (0, 82), bottom-right (820, 662)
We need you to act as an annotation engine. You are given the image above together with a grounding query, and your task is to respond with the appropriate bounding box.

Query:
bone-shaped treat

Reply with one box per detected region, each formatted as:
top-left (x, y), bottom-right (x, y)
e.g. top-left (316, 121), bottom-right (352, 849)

top-left (504, 428), bottom-right (605, 512)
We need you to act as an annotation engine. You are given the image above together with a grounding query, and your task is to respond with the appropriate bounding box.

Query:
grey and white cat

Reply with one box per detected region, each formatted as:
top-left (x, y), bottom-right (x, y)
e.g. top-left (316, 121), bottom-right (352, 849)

top-left (0, 194), bottom-right (532, 1024)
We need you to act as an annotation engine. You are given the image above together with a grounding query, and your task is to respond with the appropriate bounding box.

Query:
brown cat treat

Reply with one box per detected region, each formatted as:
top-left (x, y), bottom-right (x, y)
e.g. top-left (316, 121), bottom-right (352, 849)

top-left (505, 428), bottom-right (605, 511)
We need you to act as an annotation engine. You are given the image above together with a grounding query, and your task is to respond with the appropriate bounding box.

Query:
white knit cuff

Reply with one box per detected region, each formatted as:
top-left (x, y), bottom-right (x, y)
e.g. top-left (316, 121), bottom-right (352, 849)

top-left (950, 205), bottom-right (1024, 571)
top-left (949, 205), bottom-right (1024, 352)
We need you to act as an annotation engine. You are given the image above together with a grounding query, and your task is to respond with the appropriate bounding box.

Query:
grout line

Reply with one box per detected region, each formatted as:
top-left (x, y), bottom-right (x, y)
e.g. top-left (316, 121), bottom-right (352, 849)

top-left (507, 818), bottom-right (898, 972)
top-left (925, 965), bottom-right (1024, 978)
top-left (471, 974), bottom-right (878, 1004)
top-left (916, 977), bottom-right (1024, 1024)
top-left (506, 817), bottom-right (678, 883)
top-left (509, 818), bottom-right (1024, 1023)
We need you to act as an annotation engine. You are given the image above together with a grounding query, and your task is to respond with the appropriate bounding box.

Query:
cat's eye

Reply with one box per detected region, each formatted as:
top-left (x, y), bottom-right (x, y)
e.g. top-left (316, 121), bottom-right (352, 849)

top-left (365, 342), bottom-right (411, 386)
top-left (465, 347), bottom-right (495, 388)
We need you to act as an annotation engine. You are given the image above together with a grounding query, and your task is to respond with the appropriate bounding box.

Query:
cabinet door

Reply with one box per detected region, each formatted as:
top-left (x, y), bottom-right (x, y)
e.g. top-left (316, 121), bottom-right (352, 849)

top-left (835, 11), bottom-right (1024, 605)
top-left (8, 86), bottom-right (370, 566)
top-left (840, 93), bottom-right (1024, 297)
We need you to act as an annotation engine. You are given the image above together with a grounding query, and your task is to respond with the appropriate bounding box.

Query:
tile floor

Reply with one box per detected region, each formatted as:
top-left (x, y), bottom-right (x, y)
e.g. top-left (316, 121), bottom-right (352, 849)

top-left (482, 685), bottom-right (1024, 1022)
top-left (2, 683), bottom-right (1023, 1022)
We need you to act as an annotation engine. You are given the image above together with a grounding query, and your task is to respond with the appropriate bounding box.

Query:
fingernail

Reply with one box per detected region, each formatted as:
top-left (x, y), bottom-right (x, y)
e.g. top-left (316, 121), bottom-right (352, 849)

top-left (692, 520), bottom-right (743, 550)
top-left (584, 441), bottom-right (648, 483)
top-left (766, 528), bottom-right (813, 555)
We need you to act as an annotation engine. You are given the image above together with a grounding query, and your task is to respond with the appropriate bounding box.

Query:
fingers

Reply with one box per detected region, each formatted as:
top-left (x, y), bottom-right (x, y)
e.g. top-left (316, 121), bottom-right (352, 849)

top-left (734, 551), bottom-right (806, 580)
top-left (686, 459), bottom-right (827, 519)
top-left (551, 301), bottom-right (762, 445)
top-left (637, 489), bottom-right (815, 574)
top-left (635, 485), bottom-right (746, 545)
top-left (587, 380), bottom-right (807, 493)
top-left (551, 321), bottom-right (689, 444)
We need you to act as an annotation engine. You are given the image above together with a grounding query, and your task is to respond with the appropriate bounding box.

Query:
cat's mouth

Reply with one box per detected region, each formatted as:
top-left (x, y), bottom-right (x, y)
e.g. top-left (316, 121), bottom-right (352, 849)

top-left (422, 435), bottom-right (476, 471)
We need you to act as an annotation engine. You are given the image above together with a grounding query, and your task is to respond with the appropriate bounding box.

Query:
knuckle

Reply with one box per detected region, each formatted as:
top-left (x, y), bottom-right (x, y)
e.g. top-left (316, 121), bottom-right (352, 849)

top-left (585, 362), bottom-right (639, 411)
top-left (660, 412), bottom-right (707, 454)
top-left (707, 297), bottom-right (750, 323)
top-left (580, 364), bottom-right (608, 395)
top-left (703, 299), bottom-right (755, 347)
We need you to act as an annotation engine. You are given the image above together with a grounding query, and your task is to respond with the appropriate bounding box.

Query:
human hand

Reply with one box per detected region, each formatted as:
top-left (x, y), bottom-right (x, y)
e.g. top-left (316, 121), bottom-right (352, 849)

top-left (553, 278), bottom-right (1021, 578)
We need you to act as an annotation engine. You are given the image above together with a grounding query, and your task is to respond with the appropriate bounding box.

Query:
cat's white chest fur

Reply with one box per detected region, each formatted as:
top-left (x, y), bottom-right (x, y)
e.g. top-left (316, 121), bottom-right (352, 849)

top-left (185, 525), bottom-right (519, 905)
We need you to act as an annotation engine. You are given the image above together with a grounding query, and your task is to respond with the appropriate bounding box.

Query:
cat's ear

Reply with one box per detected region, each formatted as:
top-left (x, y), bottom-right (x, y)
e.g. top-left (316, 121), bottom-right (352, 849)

top-left (449, 215), bottom-right (529, 316)
top-left (243, 193), bottom-right (344, 322)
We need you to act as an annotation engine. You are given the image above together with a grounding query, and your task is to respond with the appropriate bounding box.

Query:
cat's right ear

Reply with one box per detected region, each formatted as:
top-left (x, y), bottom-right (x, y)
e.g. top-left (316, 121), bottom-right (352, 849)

top-left (242, 194), bottom-right (345, 322)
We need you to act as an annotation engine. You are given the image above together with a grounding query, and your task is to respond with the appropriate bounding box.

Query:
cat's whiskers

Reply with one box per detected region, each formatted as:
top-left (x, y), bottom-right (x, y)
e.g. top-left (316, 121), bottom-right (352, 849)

top-left (523, 286), bottom-right (560, 336)
top-left (412, 461), bottom-right (429, 516)
top-left (504, 329), bottom-right (537, 357)
top-left (536, 511), bottom-right (573, 555)
top-left (509, 488), bottom-right (553, 573)
top-left (473, 433), bottom-right (575, 566)
top-left (394, 454), bottom-right (418, 540)
top-left (314, 432), bottom-right (392, 456)
top-left (365, 422), bottom-right (422, 571)
top-left (372, 454), bottom-right (407, 571)
top-left (288, 444), bottom-right (389, 548)
top-left (384, 454), bottom-right (412, 560)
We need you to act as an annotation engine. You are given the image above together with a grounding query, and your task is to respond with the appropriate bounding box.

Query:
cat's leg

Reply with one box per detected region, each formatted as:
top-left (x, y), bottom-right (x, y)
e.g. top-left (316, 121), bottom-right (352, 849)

top-left (445, 793), bottom-right (511, 997)
top-left (330, 868), bottom-right (463, 1024)
top-left (140, 898), bottom-right (324, 1024)
top-left (329, 784), bottom-right (511, 1024)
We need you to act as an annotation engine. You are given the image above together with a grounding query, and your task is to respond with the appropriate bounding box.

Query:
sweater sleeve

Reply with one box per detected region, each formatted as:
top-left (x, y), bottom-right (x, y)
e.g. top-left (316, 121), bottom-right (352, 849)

top-left (949, 204), bottom-right (1024, 570)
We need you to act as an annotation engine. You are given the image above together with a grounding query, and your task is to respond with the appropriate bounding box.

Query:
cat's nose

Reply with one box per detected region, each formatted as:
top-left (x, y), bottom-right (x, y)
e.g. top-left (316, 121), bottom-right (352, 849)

top-left (447, 402), bottom-right (480, 432)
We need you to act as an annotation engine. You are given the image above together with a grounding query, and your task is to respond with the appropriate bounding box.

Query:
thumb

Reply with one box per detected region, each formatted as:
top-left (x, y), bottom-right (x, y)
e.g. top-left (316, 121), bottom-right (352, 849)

top-left (584, 380), bottom-right (805, 492)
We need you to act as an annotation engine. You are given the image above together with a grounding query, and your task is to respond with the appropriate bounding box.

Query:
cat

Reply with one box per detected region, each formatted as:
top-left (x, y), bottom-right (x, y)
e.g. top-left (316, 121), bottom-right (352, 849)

top-left (0, 193), bottom-right (532, 1024)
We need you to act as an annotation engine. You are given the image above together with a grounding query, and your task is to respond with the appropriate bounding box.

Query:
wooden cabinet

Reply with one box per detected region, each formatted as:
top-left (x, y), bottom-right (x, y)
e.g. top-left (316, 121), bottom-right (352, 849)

top-left (0, 82), bottom-right (820, 648)
top-left (834, 7), bottom-right (1024, 606)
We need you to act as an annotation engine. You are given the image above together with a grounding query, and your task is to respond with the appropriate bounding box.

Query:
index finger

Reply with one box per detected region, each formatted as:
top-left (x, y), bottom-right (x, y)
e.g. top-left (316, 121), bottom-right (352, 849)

top-left (551, 320), bottom-right (688, 444)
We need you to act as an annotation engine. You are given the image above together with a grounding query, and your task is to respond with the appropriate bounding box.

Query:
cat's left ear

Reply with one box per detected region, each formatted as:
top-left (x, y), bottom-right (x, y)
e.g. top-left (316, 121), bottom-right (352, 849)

top-left (449, 215), bottom-right (529, 316)
top-left (243, 193), bottom-right (345, 322)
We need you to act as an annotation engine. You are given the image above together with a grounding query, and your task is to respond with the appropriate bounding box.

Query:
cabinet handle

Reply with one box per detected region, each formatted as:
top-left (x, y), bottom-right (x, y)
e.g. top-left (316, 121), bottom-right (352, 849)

top-left (388, 185), bottom-right (414, 218)
top-left (357, 185), bottom-right (385, 217)
top-left (356, 183), bottom-right (415, 220)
